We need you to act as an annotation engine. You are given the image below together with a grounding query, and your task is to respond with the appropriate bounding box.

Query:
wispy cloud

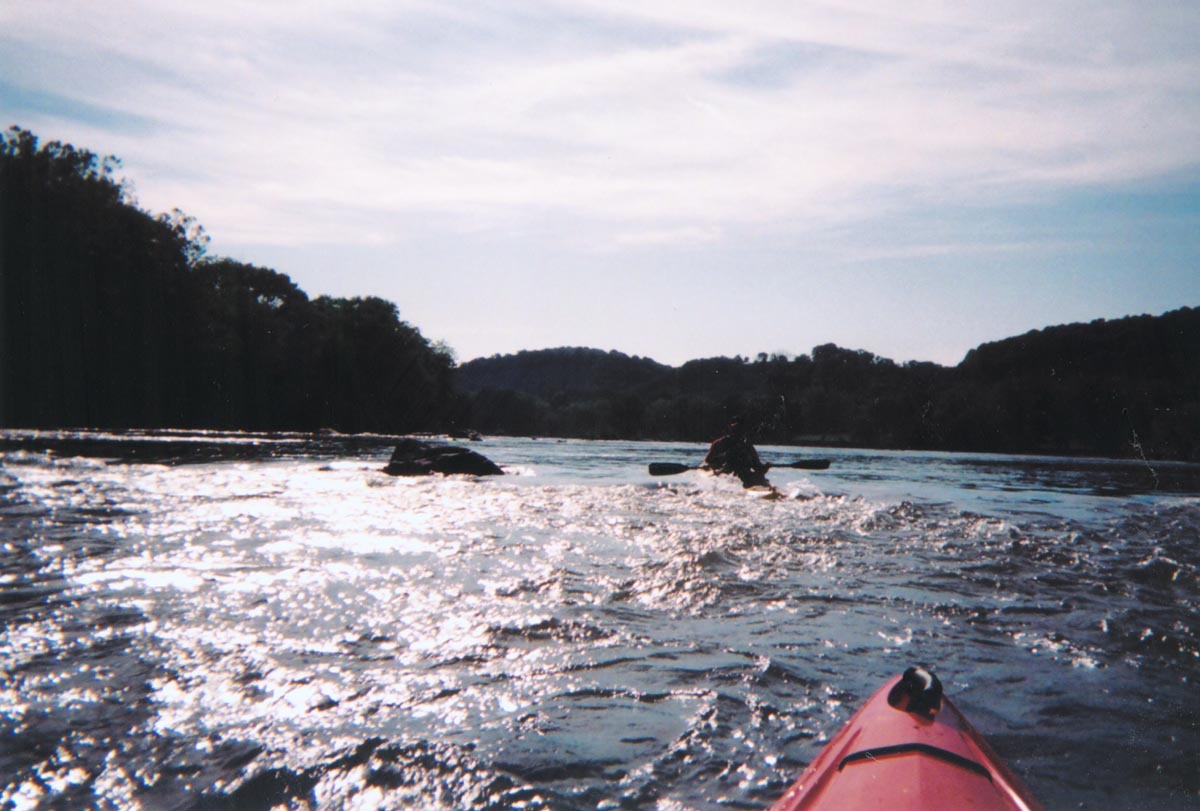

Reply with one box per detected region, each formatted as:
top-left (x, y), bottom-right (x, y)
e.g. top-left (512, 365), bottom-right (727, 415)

top-left (614, 224), bottom-right (724, 248)
top-left (2, 0), bottom-right (1198, 253)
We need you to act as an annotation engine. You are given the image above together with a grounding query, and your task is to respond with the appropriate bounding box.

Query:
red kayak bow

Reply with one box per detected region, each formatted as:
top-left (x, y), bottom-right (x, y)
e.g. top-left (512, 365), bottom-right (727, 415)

top-left (770, 668), bottom-right (1043, 811)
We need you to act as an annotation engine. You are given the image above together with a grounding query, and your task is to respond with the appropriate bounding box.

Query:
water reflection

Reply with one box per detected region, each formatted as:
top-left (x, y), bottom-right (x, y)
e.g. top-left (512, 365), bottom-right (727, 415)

top-left (1, 433), bottom-right (1197, 809)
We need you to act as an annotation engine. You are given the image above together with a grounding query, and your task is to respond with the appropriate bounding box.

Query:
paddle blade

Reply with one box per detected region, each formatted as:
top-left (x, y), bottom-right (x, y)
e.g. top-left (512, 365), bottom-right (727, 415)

top-left (648, 462), bottom-right (696, 476)
top-left (781, 459), bottom-right (831, 470)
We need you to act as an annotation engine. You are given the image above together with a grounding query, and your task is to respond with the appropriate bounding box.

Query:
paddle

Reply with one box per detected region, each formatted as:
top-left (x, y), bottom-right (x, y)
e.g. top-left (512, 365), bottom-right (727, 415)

top-left (648, 459), bottom-right (831, 476)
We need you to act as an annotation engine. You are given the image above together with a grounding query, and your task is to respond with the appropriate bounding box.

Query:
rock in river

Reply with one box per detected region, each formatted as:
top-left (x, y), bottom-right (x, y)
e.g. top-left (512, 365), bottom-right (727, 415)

top-left (383, 437), bottom-right (505, 477)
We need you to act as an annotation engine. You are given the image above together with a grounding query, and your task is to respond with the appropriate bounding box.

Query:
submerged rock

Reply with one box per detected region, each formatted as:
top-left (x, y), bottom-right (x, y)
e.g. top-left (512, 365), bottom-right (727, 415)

top-left (383, 437), bottom-right (504, 477)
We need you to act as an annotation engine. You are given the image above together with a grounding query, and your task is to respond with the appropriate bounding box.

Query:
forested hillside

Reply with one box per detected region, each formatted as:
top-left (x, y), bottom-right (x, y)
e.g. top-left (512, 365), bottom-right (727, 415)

top-left (4, 125), bottom-right (1196, 461)
top-left (456, 310), bottom-right (1199, 461)
top-left (0, 126), bottom-right (454, 433)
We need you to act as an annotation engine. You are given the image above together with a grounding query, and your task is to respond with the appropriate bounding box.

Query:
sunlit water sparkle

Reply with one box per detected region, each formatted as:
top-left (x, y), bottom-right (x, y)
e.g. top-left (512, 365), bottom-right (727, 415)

top-left (1, 432), bottom-right (1197, 810)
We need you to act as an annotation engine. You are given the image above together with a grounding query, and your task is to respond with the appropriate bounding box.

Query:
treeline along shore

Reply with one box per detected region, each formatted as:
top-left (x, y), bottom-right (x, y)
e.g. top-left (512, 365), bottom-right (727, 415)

top-left (1, 127), bottom-right (455, 434)
top-left (2, 126), bottom-right (1197, 461)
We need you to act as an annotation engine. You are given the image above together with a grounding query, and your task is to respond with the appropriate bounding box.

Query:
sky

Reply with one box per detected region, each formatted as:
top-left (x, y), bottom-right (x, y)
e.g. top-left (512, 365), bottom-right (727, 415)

top-left (2, 1), bottom-right (1198, 367)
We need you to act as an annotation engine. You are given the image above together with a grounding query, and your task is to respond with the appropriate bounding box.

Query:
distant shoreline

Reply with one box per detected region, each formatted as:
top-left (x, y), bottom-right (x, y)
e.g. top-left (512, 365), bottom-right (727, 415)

top-left (3, 127), bottom-right (1197, 463)
top-left (3, 427), bottom-right (1198, 469)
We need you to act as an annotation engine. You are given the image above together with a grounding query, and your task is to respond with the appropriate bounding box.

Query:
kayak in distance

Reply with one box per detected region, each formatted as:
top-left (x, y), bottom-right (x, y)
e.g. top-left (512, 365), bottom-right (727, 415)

top-left (769, 668), bottom-right (1043, 811)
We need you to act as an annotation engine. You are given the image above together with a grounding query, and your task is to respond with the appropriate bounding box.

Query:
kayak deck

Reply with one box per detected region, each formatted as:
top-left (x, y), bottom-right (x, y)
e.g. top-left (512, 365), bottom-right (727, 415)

top-left (770, 669), bottom-right (1042, 811)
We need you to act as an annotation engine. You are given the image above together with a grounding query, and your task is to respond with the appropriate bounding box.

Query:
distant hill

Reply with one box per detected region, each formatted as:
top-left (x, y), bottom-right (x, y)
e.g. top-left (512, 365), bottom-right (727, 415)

top-left (961, 308), bottom-right (1199, 381)
top-left (458, 347), bottom-right (670, 397)
top-left (4, 126), bottom-right (1195, 460)
top-left (453, 309), bottom-right (1199, 461)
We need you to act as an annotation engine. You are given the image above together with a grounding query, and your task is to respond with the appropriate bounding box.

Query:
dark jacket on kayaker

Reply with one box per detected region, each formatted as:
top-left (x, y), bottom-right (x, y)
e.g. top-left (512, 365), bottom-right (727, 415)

top-left (703, 419), bottom-right (768, 487)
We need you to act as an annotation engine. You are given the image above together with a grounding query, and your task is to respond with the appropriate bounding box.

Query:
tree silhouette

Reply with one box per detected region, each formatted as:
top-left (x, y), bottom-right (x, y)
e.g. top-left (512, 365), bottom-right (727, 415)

top-left (1, 126), bottom-right (455, 434)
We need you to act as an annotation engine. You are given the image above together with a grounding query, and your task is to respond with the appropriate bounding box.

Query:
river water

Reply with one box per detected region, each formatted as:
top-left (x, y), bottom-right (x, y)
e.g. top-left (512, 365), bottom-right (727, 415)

top-left (1, 430), bottom-right (1197, 810)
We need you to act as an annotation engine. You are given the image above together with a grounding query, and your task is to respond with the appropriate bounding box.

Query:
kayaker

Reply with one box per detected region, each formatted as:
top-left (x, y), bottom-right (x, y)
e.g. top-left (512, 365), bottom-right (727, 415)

top-left (703, 417), bottom-right (769, 487)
